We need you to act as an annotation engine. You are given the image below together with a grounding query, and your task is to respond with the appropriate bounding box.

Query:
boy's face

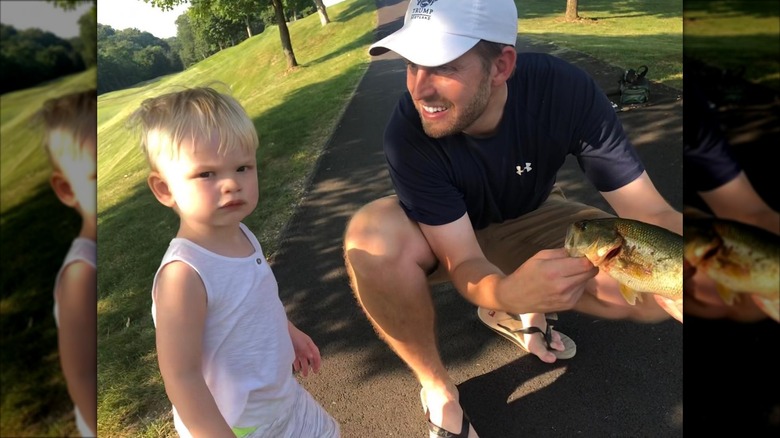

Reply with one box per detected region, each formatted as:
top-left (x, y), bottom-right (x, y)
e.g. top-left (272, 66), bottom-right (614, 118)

top-left (50, 132), bottom-right (97, 219)
top-left (154, 135), bottom-right (259, 229)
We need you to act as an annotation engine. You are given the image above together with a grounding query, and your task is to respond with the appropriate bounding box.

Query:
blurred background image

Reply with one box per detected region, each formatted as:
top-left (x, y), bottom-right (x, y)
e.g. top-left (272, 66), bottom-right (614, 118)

top-left (683, 0), bottom-right (779, 434)
top-left (1, 1), bottom-right (97, 436)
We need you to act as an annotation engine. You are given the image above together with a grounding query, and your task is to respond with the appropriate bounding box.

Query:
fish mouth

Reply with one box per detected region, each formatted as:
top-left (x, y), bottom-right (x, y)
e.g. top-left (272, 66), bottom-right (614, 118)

top-left (601, 246), bottom-right (621, 264)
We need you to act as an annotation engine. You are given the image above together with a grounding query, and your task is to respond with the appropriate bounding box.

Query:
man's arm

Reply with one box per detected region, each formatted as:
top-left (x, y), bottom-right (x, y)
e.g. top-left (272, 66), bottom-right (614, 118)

top-left (600, 171), bottom-right (682, 234)
top-left (56, 262), bottom-right (97, 435)
top-left (698, 171), bottom-right (779, 234)
top-left (420, 214), bottom-right (597, 315)
top-left (154, 261), bottom-right (234, 438)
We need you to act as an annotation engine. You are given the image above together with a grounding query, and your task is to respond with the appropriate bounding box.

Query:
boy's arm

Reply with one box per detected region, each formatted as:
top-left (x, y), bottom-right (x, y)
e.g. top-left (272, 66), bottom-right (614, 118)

top-left (287, 321), bottom-right (321, 377)
top-left (56, 262), bottom-right (97, 435)
top-left (155, 261), bottom-right (234, 438)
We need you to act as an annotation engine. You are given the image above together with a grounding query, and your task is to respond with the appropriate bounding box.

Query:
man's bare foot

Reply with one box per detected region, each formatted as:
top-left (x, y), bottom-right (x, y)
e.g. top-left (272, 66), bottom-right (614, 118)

top-left (477, 308), bottom-right (576, 362)
top-left (519, 312), bottom-right (566, 363)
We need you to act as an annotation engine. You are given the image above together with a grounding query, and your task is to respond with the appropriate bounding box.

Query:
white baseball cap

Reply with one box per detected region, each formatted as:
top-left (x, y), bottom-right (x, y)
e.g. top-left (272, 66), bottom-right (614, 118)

top-left (369, 0), bottom-right (518, 67)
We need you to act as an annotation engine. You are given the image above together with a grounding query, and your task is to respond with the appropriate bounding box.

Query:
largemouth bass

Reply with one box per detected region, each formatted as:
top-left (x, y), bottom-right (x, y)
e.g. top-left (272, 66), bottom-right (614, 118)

top-left (564, 218), bottom-right (683, 305)
top-left (683, 216), bottom-right (779, 322)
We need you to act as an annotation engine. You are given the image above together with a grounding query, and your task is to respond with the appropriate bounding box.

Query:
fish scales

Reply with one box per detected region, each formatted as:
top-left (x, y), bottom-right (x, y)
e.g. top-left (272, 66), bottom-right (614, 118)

top-left (565, 218), bottom-right (683, 303)
top-left (683, 217), bottom-right (779, 317)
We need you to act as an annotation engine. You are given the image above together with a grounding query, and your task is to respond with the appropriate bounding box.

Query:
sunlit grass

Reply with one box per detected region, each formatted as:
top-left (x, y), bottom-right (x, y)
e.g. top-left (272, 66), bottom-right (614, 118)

top-left (684, 0), bottom-right (779, 90)
top-left (517, 0), bottom-right (683, 88)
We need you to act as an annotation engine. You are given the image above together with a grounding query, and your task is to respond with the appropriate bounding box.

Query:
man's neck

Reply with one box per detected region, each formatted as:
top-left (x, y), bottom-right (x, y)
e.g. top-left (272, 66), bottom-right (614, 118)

top-left (463, 83), bottom-right (508, 138)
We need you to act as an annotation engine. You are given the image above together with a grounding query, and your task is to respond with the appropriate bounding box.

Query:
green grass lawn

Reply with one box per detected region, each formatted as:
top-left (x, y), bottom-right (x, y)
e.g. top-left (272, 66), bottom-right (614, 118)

top-left (1, 67), bottom-right (96, 437)
top-left (684, 0), bottom-right (779, 91)
top-left (517, 0), bottom-right (683, 89)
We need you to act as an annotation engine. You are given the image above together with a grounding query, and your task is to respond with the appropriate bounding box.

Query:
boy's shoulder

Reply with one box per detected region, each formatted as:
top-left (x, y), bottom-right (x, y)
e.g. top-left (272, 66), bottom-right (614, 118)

top-left (60, 237), bottom-right (97, 269)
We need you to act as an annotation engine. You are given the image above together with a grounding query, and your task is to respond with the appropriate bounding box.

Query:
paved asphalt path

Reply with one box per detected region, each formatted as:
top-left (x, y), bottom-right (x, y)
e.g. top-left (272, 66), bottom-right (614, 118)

top-left (269, 1), bottom-right (683, 436)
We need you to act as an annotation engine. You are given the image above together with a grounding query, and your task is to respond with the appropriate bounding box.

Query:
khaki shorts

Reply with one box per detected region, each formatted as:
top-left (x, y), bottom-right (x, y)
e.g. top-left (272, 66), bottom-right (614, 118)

top-left (427, 186), bottom-right (613, 284)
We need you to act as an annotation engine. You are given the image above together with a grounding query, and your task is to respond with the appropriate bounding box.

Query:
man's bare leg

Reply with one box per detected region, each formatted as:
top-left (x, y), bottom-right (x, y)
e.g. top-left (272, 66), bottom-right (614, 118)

top-left (344, 197), bottom-right (476, 437)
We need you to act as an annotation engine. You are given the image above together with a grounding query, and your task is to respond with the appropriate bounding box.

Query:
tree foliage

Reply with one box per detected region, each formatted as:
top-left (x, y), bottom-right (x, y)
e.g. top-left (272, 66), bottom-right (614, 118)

top-left (44, 0), bottom-right (97, 67)
top-left (0, 24), bottom-right (86, 94)
top-left (146, 0), bottom-right (324, 69)
top-left (96, 25), bottom-right (183, 94)
top-left (47, 0), bottom-right (95, 11)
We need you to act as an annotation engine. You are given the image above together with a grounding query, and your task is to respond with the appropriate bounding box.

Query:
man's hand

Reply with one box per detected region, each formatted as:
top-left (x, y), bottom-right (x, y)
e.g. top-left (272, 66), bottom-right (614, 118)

top-left (498, 248), bottom-right (599, 314)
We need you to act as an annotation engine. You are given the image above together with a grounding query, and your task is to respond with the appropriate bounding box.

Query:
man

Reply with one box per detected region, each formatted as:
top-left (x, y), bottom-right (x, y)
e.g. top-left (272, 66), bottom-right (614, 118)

top-left (683, 80), bottom-right (779, 321)
top-left (343, 1), bottom-right (682, 436)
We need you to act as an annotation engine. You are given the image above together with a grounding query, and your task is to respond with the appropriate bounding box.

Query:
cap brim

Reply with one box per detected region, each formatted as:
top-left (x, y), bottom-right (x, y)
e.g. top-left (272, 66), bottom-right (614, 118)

top-left (369, 25), bottom-right (479, 67)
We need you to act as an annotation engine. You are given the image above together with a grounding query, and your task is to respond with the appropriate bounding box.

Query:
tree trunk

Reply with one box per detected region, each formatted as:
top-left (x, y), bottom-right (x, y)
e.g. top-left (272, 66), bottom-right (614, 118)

top-left (271, 0), bottom-right (298, 68)
top-left (565, 0), bottom-right (579, 21)
top-left (313, 0), bottom-right (329, 26)
top-left (245, 17), bottom-right (253, 39)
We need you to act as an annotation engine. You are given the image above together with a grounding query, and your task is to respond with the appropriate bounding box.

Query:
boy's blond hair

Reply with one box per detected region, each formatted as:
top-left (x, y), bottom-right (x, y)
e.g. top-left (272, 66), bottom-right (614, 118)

top-left (38, 89), bottom-right (97, 171)
top-left (129, 87), bottom-right (259, 171)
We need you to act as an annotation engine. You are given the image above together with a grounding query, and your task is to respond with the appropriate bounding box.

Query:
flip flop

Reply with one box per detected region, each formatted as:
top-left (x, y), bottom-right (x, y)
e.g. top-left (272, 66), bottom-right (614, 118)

top-left (477, 307), bottom-right (577, 360)
top-left (420, 388), bottom-right (473, 438)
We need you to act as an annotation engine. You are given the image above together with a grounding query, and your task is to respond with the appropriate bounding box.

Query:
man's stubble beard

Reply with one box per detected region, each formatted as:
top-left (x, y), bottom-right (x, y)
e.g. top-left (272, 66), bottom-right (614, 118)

top-left (418, 74), bottom-right (492, 139)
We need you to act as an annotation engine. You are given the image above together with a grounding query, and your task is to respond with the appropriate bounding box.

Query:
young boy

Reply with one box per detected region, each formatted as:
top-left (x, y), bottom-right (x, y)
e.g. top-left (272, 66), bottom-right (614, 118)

top-left (131, 87), bottom-right (340, 438)
top-left (39, 89), bottom-right (98, 437)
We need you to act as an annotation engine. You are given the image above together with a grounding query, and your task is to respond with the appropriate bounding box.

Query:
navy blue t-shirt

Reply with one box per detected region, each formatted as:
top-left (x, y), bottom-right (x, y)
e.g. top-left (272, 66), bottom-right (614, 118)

top-left (682, 83), bottom-right (741, 192)
top-left (384, 52), bottom-right (645, 230)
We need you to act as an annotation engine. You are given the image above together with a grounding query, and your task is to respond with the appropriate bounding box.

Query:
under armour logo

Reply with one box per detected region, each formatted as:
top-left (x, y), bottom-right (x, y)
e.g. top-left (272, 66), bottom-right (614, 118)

top-left (516, 162), bottom-right (532, 176)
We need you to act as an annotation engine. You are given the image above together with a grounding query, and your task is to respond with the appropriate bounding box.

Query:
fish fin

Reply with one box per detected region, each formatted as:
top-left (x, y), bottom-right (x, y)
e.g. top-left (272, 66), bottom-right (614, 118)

top-left (752, 296), bottom-right (780, 322)
top-left (619, 284), bottom-right (638, 305)
top-left (715, 284), bottom-right (738, 305)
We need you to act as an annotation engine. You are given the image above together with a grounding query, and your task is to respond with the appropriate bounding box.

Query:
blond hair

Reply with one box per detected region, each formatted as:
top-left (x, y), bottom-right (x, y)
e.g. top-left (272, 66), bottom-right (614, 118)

top-left (38, 89), bottom-right (97, 171)
top-left (129, 87), bottom-right (259, 171)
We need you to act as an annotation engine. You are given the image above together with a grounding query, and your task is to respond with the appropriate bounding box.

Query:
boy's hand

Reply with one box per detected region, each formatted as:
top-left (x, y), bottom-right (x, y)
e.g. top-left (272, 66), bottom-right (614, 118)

top-left (288, 322), bottom-right (322, 377)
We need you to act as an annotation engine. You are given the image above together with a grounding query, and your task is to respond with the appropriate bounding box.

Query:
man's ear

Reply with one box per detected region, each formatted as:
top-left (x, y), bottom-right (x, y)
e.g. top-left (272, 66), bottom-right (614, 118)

top-left (50, 171), bottom-right (77, 208)
top-left (147, 171), bottom-right (176, 208)
top-left (491, 46), bottom-right (518, 86)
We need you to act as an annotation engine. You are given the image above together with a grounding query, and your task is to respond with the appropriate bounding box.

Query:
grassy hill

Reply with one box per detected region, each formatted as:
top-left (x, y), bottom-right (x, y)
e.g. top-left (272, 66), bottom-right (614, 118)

top-left (1, 67), bottom-right (97, 437)
top-left (95, 0), bottom-right (375, 436)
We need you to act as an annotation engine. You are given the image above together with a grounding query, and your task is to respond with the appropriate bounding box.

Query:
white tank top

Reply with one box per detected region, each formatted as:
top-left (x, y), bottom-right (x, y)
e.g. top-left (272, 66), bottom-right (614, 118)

top-left (151, 223), bottom-right (296, 436)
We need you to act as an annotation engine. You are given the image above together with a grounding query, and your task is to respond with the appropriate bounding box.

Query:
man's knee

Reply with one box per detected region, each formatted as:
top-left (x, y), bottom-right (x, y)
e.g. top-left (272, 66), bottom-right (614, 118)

top-left (345, 197), bottom-right (402, 257)
top-left (344, 197), bottom-right (434, 275)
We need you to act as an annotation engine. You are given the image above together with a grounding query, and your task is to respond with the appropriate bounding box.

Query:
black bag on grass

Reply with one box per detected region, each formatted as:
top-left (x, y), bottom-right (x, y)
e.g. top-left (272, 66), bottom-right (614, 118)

top-left (619, 65), bottom-right (650, 105)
